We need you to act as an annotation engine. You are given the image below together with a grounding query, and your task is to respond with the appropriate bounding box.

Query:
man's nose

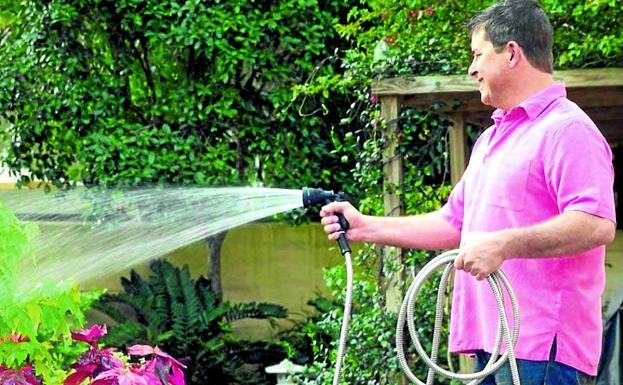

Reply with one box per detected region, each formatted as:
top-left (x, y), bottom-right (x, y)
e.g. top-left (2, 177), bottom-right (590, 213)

top-left (468, 62), bottom-right (477, 78)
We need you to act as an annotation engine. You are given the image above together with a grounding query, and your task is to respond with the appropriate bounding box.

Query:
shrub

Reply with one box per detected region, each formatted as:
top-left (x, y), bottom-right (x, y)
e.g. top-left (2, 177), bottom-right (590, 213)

top-left (93, 260), bottom-right (289, 385)
top-left (0, 203), bottom-right (97, 384)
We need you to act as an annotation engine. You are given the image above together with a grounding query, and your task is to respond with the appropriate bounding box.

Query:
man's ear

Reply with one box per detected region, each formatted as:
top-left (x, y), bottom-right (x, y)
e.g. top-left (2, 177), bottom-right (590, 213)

top-left (506, 41), bottom-right (521, 68)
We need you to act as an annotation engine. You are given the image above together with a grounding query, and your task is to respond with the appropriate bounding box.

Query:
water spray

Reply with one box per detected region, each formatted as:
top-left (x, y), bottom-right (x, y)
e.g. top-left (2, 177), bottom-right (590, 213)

top-left (302, 187), bottom-right (354, 385)
top-left (302, 187), bottom-right (522, 385)
top-left (5, 185), bottom-right (521, 383)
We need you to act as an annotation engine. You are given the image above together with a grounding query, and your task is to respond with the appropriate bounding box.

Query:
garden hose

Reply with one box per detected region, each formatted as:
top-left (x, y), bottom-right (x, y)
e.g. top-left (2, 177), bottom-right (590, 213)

top-left (333, 249), bottom-right (353, 385)
top-left (302, 188), bottom-right (521, 384)
top-left (301, 187), bottom-right (354, 385)
top-left (395, 249), bottom-right (521, 385)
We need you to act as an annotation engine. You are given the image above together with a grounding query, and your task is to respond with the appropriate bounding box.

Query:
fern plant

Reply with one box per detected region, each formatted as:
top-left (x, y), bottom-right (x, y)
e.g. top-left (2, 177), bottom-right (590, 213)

top-left (93, 259), bottom-right (289, 385)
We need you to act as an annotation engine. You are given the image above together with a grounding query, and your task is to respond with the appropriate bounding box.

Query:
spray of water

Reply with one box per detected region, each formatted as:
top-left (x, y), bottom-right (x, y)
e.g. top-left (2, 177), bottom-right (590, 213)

top-left (0, 186), bottom-right (304, 295)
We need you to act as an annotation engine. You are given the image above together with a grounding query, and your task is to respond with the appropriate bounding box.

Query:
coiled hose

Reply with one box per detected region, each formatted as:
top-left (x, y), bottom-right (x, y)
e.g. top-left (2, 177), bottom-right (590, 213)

top-left (333, 249), bottom-right (522, 385)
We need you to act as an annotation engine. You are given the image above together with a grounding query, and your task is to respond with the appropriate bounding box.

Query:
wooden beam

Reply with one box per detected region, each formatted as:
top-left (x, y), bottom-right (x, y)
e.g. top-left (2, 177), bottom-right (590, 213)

top-left (372, 68), bottom-right (623, 97)
top-left (552, 68), bottom-right (623, 88)
top-left (373, 75), bottom-right (476, 96)
top-left (396, 86), bottom-right (623, 115)
top-left (568, 87), bottom-right (623, 109)
top-left (402, 92), bottom-right (490, 113)
top-left (583, 106), bottom-right (623, 122)
top-left (601, 122), bottom-right (623, 144)
top-left (448, 113), bottom-right (467, 185)
top-left (380, 95), bottom-right (404, 313)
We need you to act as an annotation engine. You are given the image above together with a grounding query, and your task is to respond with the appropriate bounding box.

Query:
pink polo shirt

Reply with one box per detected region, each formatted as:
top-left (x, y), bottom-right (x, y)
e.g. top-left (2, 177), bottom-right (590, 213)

top-left (440, 83), bottom-right (616, 375)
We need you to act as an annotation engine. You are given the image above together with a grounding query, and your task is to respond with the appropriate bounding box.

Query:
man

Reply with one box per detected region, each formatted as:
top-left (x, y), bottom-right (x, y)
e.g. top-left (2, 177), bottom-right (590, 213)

top-left (320, 1), bottom-right (616, 384)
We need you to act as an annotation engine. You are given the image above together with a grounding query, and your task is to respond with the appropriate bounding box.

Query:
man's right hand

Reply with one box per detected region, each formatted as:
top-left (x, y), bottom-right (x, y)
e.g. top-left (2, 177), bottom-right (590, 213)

top-left (319, 201), bottom-right (365, 242)
top-left (319, 205), bottom-right (461, 250)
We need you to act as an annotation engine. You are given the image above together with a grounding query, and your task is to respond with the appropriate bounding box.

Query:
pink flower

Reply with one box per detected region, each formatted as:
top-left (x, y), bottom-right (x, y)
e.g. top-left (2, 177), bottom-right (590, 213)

top-left (64, 347), bottom-right (123, 385)
top-left (65, 326), bottom-right (186, 385)
top-left (127, 346), bottom-right (185, 369)
top-left (128, 345), bottom-right (186, 385)
top-left (93, 366), bottom-right (153, 385)
top-left (71, 324), bottom-right (108, 347)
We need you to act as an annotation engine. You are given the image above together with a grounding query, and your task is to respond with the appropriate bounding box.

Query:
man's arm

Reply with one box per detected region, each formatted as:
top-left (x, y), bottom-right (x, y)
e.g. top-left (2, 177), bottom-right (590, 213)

top-left (455, 211), bottom-right (616, 280)
top-left (320, 201), bottom-right (461, 250)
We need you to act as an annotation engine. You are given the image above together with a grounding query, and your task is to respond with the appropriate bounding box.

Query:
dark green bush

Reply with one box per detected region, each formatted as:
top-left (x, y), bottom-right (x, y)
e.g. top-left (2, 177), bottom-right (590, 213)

top-left (94, 259), bottom-right (289, 385)
top-left (0, 0), bottom-right (354, 191)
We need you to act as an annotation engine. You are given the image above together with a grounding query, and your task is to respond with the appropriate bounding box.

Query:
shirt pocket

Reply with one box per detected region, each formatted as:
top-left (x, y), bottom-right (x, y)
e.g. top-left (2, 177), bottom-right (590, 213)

top-left (486, 156), bottom-right (531, 211)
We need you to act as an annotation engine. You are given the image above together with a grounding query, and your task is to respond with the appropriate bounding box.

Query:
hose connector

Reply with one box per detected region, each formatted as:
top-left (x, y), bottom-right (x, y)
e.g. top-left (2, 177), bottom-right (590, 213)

top-left (302, 187), bottom-right (353, 255)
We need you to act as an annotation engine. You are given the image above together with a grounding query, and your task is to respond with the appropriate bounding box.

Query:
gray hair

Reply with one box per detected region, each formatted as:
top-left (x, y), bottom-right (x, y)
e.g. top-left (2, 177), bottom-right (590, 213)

top-left (467, 0), bottom-right (554, 73)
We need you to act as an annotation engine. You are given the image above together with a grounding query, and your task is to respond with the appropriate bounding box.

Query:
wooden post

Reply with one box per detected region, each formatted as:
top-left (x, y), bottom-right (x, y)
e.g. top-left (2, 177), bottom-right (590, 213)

top-left (380, 95), bottom-right (404, 313)
top-left (448, 113), bottom-right (467, 186)
top-left (447, 114), bottom-right (475, 374)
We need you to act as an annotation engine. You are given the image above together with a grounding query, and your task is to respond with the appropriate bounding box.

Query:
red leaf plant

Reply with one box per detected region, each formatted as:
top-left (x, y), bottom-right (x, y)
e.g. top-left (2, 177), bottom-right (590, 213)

top-left (0, 334), bottom-right (42, 385)
top-left (0, 364), bottom-right (42, 385)
top-left (64, 325), bottom-right (186, 385)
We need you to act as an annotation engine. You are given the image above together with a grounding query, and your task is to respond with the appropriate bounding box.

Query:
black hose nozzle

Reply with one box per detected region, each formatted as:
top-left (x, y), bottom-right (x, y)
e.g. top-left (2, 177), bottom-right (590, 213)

top-left (302, 188), bottom-right (337, 208)
top-left (302, 187), bottom-right (353, 255)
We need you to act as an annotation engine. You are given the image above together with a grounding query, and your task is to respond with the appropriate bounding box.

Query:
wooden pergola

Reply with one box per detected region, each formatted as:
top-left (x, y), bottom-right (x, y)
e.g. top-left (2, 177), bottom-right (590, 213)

top-left (372, 67), bottom-right (623, 219)
top-left (372, 69), bottom-right (623, 368)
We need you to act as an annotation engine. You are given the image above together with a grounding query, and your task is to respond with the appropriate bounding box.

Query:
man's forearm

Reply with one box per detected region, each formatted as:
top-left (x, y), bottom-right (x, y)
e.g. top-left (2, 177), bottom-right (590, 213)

top-left (360, 210), bottom-right (461, 250)
top-left (497, 211), bottom-right (616, 259)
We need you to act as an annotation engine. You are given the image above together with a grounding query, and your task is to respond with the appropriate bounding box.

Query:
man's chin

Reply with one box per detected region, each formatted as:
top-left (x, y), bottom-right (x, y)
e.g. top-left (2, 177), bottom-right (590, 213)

top-left (480, 94), bottom-right (492, 107)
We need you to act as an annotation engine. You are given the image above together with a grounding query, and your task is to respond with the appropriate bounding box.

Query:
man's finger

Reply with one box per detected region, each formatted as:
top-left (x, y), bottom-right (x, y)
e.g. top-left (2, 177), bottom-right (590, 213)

top-left (454, 253), bottom-right (464, 270)
top-left (463, 259), bottom-right (474, 273)
top-left (322, 223), bottom-right (339, 234)
top-left (320, 216), bottom-right (337, 225)
top-left (320, 202), bottom-right (346, 217)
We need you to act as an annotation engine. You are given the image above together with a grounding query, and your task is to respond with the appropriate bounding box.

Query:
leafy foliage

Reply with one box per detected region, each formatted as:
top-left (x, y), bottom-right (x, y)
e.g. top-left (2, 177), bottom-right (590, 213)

top-left (0, 0), bottom-right (354, 191)
top-left (549, 0), bottom-right (623, 68)
top-left (0, 203), bottom-right (98, 384)
top-left (93, 260), bottom-right (289, 385)
top-left (1, 0), bottom-right (619, 384)
top-left (332, 0), bottom-right (622, 78)
top-left (296, 265), bottom-right (399, 385)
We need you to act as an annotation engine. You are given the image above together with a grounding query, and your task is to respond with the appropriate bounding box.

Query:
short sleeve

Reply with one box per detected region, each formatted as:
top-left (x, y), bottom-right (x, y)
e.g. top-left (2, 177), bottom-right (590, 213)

top-left (440, 177), bottom-right (465, 231)
top-left (439, 128), bottom-right (492, 232)
top-left (544, 120), bottom-right (616, 224)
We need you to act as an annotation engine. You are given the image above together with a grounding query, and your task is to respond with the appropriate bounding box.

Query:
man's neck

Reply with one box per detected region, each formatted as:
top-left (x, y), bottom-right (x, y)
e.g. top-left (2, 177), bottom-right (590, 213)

top-left (499, 70), bottom-right (555, 112)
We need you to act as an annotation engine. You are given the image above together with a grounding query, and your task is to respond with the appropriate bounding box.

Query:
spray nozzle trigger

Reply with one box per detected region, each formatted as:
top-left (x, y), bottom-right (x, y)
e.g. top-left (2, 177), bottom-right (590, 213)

top-left (336, 213), bottom-right (350, 232)
top-left (333, 192), bottom-right (351, 233)
top-left (302, 187), bottom-right (354, 255)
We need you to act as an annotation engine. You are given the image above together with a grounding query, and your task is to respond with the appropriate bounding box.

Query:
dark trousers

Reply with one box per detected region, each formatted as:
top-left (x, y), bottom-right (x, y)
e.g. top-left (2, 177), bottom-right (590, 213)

top-left (473, 339), bottom-right (596, 385)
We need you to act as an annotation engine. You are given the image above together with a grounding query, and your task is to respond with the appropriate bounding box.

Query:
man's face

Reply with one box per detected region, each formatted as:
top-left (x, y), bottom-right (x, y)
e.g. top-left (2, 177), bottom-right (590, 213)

top-left (468, 29), bottom-right (509, 109)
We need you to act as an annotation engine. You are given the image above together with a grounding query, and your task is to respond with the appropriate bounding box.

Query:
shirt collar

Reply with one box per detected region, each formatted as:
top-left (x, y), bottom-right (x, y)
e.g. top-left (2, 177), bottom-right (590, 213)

top-left (492, 82), bottom-right (567, 123)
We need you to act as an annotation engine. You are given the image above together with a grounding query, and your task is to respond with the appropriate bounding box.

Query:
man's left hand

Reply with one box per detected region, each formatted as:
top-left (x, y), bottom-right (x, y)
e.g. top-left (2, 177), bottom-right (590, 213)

top-left (454, 232), bottom-right (508, 281)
